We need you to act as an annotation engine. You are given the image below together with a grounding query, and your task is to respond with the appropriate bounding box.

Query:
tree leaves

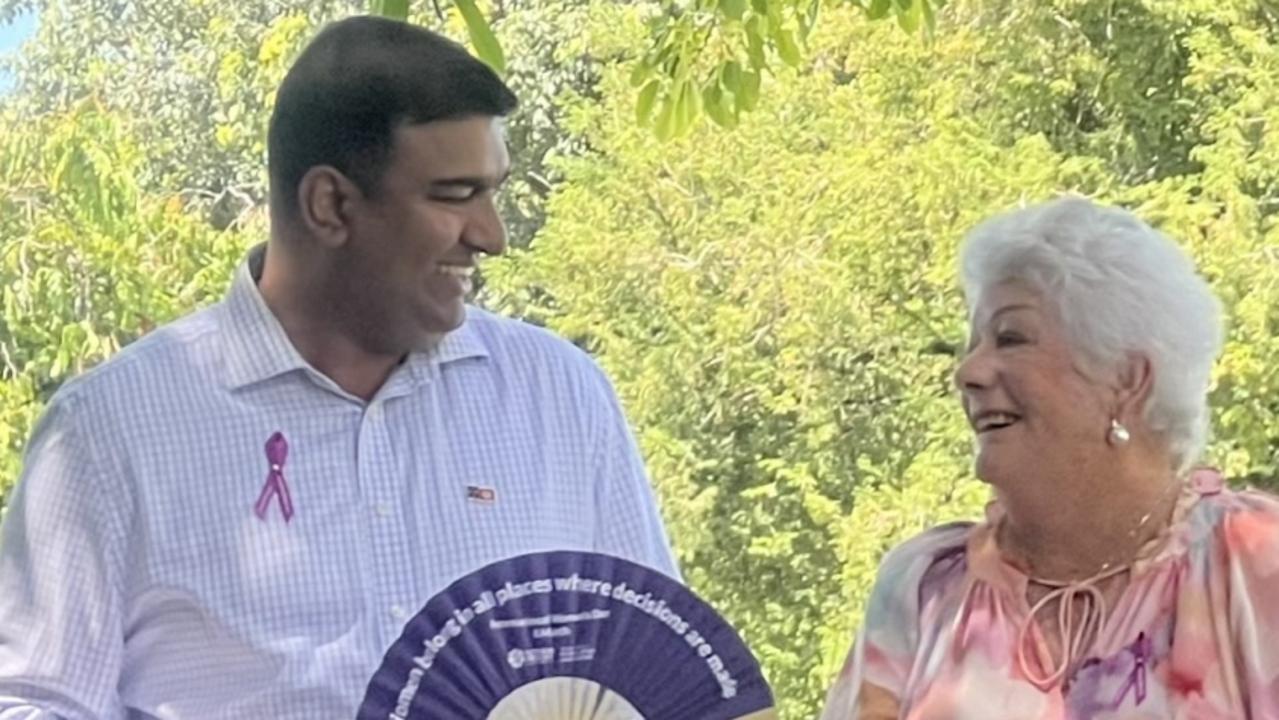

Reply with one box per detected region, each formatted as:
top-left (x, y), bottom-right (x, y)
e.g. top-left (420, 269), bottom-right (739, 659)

top-left (868, 0), bottom-right (894, 21)
top-left (897, 0), bottom-right (923, 33)
top-left (773, 25), bottom-right (802, 67)
top-left (636, 79), bottom-right (661, 124)
top-left (368, 0), bottom-right (409, 20)
top-left (720, 0), bottom-right (748, 21)
top-left (362, 0), bottom-right (945, 135)
top-left (618, 0), bottom-right (950, 138)
top-left (453, 0), bottom-right (506, 73)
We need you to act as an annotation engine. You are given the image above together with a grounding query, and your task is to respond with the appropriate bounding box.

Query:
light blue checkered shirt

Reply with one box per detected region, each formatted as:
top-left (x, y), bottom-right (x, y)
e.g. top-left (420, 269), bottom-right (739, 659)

top-left (0, 248), bottom-right (679, 718)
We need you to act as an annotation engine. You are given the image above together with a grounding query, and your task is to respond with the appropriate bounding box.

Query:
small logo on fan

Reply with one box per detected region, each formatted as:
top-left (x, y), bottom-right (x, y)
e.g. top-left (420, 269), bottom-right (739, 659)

top-left (507, 647), bottom-right (554, 669)
top-left (506, 649), bottom-right (525, 669)
top-left (466, 485), bottom-right (497, 504)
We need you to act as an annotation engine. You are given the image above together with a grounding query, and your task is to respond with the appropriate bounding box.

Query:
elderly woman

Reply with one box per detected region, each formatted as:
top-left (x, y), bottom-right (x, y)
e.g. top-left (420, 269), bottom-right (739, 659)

top-left (821, 197), bottom-right (1279, 718)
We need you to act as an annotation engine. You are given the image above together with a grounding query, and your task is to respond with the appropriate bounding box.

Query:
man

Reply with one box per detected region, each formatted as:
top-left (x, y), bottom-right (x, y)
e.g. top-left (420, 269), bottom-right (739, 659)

top-left (0, 16), bottom-right (678, 717)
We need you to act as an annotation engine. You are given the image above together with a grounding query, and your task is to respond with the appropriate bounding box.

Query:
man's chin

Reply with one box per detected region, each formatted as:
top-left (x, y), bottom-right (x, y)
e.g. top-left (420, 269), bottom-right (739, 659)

top-left (409, 333), bottom-right (447, 353)
top-left (414, 307), bottom-right (466, 350)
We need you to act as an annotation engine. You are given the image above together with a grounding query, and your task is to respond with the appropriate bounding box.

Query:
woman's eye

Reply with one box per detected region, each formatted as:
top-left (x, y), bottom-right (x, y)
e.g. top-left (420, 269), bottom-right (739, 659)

top-left (996, 331), bottom-right (1025, 347)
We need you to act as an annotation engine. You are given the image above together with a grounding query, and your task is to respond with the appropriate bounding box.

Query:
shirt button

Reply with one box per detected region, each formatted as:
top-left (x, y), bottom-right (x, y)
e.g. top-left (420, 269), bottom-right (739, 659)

top-left (390, 605), bottom-right (408, 621)
top-left (375, 503), bottom-right (393, 517)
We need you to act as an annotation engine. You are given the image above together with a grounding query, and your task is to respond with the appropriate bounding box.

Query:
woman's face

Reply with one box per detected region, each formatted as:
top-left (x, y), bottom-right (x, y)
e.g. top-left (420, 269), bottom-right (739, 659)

top-left (954, 281), bottom-right (1114, 488)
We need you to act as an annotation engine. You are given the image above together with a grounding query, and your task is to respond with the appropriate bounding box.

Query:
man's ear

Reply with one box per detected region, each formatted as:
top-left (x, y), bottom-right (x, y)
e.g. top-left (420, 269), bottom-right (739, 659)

top-left (296, 166), bottom-right (360, 249)
top-left (1114, 352), bottom-right (1154, 422)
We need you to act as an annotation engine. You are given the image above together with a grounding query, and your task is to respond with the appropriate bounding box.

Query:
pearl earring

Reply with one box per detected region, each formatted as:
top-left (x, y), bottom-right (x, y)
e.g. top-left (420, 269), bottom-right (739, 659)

top-left (1108, 418), bottom-right (1131, 446)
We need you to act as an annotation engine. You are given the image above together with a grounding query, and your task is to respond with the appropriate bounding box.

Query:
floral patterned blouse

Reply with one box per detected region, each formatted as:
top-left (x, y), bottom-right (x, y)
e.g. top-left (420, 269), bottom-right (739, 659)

top-left (821, 470), bottom-right (1279, 719)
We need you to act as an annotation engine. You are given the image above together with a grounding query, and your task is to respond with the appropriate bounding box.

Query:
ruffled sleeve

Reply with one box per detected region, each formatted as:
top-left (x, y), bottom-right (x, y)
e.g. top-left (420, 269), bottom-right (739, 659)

top-left (820, 523), bottom-right (971, 720)
top-left (1219, 488), bottom-right (1279, 717)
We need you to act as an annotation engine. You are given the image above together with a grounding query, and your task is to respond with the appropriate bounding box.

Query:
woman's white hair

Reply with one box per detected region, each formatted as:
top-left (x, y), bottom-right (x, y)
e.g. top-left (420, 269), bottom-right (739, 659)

top-left (959, 196), bottom-right (1224, 474)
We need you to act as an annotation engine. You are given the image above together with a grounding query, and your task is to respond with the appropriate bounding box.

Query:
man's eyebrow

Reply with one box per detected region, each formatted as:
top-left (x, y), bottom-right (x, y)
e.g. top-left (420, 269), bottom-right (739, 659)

top-left (428, 170), bottom-right (512, 189)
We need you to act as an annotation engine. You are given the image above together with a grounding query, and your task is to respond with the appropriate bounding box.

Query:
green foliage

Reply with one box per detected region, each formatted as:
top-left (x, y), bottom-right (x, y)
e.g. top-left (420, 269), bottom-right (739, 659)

top-left (370, 0), bottom-right (410, 19)
top-left (627, 0), bottom-right (948, 137)
top-left (369, 0), bottom-right (947, 136)
top-left (0, 0), bottom-right (358, 223)
top-left (454, 0), bottom-right (507, 72)
top-left (0, 1), bottom-right (1277, 718)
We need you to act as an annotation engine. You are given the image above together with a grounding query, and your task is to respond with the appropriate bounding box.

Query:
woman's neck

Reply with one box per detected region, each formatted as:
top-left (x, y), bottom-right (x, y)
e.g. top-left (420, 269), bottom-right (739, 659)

top-left (995, 463), bottom-right (1182, 582)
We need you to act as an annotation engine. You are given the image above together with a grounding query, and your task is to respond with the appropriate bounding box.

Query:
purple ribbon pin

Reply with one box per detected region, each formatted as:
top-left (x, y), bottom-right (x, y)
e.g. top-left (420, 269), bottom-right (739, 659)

top-left (1111, 631), bottom-right (1151, 707)
top-left (253, 431), bottom-right (294, 522)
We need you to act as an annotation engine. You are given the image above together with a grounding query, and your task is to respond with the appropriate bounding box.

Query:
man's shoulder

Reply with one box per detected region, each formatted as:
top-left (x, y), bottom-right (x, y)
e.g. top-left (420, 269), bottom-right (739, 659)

top-left (462, 307), bottom-right (602, 375)
top-left (54, 304), bottom-right (225, 405)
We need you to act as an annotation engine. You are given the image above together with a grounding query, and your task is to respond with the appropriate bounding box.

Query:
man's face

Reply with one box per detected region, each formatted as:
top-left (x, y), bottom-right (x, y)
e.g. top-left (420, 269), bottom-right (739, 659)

top-left (335, 116), bottom-right (510, 355)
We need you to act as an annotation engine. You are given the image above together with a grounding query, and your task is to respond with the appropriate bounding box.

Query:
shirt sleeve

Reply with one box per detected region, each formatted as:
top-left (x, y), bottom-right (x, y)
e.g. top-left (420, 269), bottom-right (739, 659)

top-left (0, 394), bottom-right (128, 719)
top-left (583, 364), bottom-right (682, 581)
top-left (821, 525), bottom-right (969, 720)
top-left (1222, 489), bottom-right (1279, 718)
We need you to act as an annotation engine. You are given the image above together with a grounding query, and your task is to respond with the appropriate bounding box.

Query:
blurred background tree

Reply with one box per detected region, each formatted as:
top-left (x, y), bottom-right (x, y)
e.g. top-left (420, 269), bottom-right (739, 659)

top-left (1, 0), bottom-right (1276, 716)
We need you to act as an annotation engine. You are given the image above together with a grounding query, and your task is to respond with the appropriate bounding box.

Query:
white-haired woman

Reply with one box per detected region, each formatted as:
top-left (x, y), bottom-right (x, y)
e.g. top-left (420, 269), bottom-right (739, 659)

top-left (821, 197), bottom-right (1279, 718)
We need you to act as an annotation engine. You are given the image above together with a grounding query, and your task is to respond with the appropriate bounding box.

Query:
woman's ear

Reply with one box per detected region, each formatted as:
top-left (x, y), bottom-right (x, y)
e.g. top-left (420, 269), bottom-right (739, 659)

top-left (1114, 352), bottom-right (1154, 422)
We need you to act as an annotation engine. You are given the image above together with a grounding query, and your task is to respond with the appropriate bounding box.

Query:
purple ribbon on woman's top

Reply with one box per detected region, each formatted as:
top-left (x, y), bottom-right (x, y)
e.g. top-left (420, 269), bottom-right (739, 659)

top-left (253, 432), bottom-right (294, 522)
top-left (1111, 631), bottom-right (1151, 707)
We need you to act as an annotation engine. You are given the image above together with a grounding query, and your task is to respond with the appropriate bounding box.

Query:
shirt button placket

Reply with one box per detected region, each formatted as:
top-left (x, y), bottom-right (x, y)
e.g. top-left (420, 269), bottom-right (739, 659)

top-left (358, 401), bottom-right (415, 645)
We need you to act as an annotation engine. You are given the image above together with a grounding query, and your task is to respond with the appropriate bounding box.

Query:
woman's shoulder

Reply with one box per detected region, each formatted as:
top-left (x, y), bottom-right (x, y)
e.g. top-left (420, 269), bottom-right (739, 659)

top-left (1173, 471), bottom-right (1279, 587)
top-left (1182, 470), bottom-right (1279, 548)
top-left (880, 521), bottom-right (974, 571)
top-left (1200, 486), bottom-right (1279, 559)
top-left (872, 521), bottom-right (976, 602)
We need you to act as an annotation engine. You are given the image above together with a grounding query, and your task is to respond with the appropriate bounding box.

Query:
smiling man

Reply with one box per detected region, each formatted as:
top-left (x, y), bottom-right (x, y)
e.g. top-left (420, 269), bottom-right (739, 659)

top-left (0, 17), bottom-right (678, 717)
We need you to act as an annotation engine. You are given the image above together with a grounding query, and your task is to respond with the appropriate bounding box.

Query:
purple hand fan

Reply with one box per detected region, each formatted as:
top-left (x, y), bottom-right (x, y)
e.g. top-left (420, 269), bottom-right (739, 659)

top-left (358, 551), bottom-right (777, 720)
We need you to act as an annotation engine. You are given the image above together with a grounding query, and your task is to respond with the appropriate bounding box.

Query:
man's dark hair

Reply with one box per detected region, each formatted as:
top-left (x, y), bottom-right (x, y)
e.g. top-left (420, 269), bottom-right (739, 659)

top-left (267, 15), bottom-right (518, 215)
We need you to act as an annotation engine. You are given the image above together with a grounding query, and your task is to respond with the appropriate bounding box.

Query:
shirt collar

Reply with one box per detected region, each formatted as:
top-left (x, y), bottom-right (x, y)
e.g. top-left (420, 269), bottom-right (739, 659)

top-left (220, 245), bottom-right (312, 390)
top-left (220, 244), bottom-right (489, 391)
top-left (426, 314), bottom-right (489, 363)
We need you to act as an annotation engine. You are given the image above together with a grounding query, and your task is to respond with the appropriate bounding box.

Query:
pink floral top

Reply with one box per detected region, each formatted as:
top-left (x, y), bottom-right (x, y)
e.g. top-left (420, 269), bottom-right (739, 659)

top-left (821, 470), bottom-right (1279, 719)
